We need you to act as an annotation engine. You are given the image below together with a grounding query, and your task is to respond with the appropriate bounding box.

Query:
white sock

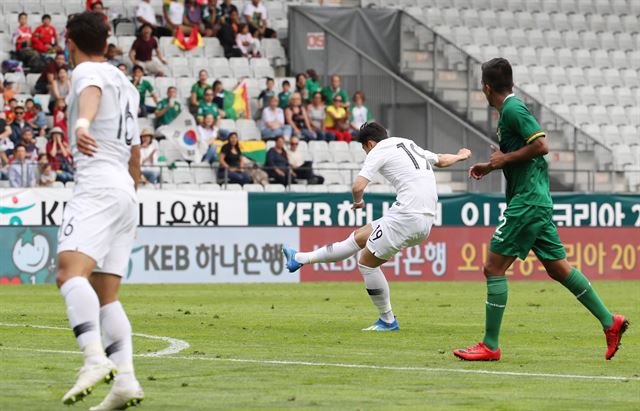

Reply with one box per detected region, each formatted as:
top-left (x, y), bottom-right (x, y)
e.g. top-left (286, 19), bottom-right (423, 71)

top-left (100, 301), bottom-right (135, 383)
top-left (358, 264), bottom-right (394, 323)
top-left (60, 276), bottom-right (105, 365)
top-left (295, 232), bottom-right (361, 264)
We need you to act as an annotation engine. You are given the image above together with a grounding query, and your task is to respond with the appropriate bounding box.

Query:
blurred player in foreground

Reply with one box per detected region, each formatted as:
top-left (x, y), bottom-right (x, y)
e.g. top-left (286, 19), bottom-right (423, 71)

top-left (284, 122), bottom-right (471, 331)
top-left (453, 58), bottom-right (628, 361)
top-left (57, 12), bottom-right (144, 409)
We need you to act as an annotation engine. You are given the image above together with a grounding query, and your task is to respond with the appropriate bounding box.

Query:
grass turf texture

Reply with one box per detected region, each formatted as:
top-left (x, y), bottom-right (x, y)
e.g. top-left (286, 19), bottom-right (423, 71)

top-left (0, 281), bottom-right (638, 411)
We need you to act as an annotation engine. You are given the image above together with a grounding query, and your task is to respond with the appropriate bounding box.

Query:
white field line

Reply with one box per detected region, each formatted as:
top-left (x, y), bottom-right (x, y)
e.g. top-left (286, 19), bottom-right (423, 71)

top-left (0, 323), bottom-right (190, 357)
top-left (0, 322), bottom-right (637, 382)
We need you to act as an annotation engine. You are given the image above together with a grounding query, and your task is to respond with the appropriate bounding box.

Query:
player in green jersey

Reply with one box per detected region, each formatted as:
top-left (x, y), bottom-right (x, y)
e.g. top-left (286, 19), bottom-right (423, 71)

top-left (453, 58), bottom-right (628, 361)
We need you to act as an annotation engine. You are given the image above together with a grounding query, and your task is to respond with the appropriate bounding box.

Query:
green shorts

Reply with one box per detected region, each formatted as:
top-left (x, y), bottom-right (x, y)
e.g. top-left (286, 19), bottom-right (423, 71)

top-left (490, 204), bottom-right (567, 261)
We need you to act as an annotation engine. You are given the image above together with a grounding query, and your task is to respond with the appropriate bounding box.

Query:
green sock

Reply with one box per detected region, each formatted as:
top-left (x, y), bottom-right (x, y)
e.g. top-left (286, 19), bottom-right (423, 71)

top-left (560, 268), bottom-right (613, 329)
top-left (482, 276), bottom-right (508, 350)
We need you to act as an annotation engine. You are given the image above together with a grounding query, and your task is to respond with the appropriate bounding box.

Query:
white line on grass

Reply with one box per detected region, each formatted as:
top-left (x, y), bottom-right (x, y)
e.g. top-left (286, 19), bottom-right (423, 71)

top-left (0, 323), bottom-right (190, 357)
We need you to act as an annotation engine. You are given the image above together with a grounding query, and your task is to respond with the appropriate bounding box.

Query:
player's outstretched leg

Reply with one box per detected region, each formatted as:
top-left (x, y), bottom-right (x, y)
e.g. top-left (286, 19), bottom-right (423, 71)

top-left (58, 255), bottom-right (116, 405)
top-left (454, 253), bottom-right (515, 361)
top-left (90, 275), bottom-right (144, 410)
top-left (283, 231), bottom-right (362, 273)
top-left (358, 263), bottom-right (398, 331)
top-left (542, 259), bottom-right (629, 360)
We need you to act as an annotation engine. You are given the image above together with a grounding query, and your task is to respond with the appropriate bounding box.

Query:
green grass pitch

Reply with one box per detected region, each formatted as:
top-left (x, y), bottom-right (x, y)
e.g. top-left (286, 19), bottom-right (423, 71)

top-left (1, 281), bottom-right (638, 410)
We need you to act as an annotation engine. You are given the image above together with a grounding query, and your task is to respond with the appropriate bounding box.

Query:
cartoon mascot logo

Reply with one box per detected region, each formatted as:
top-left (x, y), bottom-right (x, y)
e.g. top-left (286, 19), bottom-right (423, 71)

top-left (5, 228), bottom-right (55, 284)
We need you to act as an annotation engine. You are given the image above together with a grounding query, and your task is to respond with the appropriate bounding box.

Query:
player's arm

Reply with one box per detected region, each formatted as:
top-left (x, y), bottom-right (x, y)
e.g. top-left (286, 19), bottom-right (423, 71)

top-left (351, 175), bottom-right (369, 210)
top-left (129, 144), bottom-right (141, 190)
top-left (434, 148), bottom-right (472, 168)
top-left (488, 138), bottom-right (549, 170)
top-left (75, 86), bottom-right (102, 156)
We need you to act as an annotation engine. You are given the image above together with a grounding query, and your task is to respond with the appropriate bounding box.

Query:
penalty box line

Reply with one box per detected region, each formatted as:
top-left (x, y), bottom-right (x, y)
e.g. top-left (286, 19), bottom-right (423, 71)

top-left (1, 346), bottom-right (637, 382)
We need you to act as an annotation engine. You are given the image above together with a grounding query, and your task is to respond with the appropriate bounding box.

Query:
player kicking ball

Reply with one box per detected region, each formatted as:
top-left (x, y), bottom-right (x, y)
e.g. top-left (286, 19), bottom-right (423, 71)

top-left (57, 12), bottom-right (144, 409)
top-left (453, 58), bottom-right (628, 361)
top-left (284, 122), bottom-right (471, 331)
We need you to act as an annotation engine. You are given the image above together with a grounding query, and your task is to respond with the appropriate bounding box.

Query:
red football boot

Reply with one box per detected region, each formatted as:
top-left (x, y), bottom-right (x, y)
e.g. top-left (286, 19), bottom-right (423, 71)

top-left (453, 342), bottom-right (501, 361)
top-left (604, 315), bottom-right (629, 360)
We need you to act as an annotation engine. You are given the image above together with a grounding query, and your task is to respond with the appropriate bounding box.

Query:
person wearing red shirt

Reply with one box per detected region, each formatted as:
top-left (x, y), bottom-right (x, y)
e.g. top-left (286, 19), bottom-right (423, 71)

top-left (12, 13), bottom-right (32, 52)
top-left (32, 14), bottom-right (59, 54)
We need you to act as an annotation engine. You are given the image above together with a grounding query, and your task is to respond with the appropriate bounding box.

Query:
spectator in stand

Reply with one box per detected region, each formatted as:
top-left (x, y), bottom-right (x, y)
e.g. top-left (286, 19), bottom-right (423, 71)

top-left (117, 63), bottom-right (129, 76)
top-left (136, 0), bottom-right (173, 37)
top-left (198, 113), bottom-right (220, 164)
top-left (8, 145), bottom-right (37, 188)
top-left (34, 53), bottom-right (67, 95)
top-left (236, 23), bottom-right (260, 58)
top-left (218, 132), bottom-right (252, 185)
top-left (52, 98), bottom-right (68, 138)
top-left (32, 14), bottom-right (59, 55)
top-left (10, 106), bottom-right (31, 146)
top-left (40, 162), bottom-right (57, 186)
top-left (219, 0), bottom-right (239, 23)
top-left (349, 91), bottom-right (373, 135)
top-left (257, 77), bottom-right (275, 111)
top-left (105, 43), bottom-right (124, 66)
top-left (86, 0), bottom-right (107, 10)
top-left (184, 0), bottom-right (205, 35)
top-left (129, 23), bottom-right (168, 77)
top-left (190, 70), bottom-right (211, 114)
top-left (3, 80), bottom-right (17, 104)
top-left (163, 0), bottom-right (186, 33)
top-left (212, 81), bottom-right (238, 120)
top-left (278, 80), bottom-right (291, 109)
top-left (285, 92), bottom-right (316, 141)
top-left (24, 99), bottom-right (35, 123)
top-left (155, 86), bottom-right (182, 126)
top-left (324, 95), bottom-right (351, 142)
top-left (20, 129), bottom-right (38, 161)
top-left (287, 136), bottom-right (323, 184)
top-left (197, 88), bottom-right (225, 126)
top-left (12, 13), bottom-right (38, 66)
top-left (321, 74), bottom-right (349, 106)
top-left (48, 66), bottom-right (71, 114)
top-left (90, 2), bottom-right (112, 31)
top-left (243, 0), bottom-right (272, 38)
top-left (29, 103), bottom-right (47, 136)
top-left (265, 135), bottom-right (294, 185)
top-left (202, 0), bottom-right (221, 37)
top-left (4, 98), bottom-right (18, 125)
top-left (46, 127), bottom-right (73, 183)
top-left (139, 128), bottom-right (160, 184)
top-left (261, 96), bottom-right (291, 140)
top-left (306, 92), bottom-right (335, 142)
top-left (132, 65), bottom-right (158, 117)
top-left (217, 8), bottom-right (242, 58)
top-left (0, 114), bottom-right (14, 166)
top-left (305, 69), bottom-right (320, 97)
top-left (295, 73), bottom-right (309, 104)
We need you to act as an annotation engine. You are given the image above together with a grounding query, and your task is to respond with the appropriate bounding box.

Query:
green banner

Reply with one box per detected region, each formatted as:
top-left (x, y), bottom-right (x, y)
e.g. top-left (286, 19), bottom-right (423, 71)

top-left (0, 226), bottom-right (58, 284)
top-left (248, 193), bottom-right (640, 227)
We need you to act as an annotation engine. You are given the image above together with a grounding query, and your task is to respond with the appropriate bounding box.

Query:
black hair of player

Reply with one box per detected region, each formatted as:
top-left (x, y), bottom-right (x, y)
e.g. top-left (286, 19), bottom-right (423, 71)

top-left (66, 12), bottom-right (109, 56)
top-left (481, 58), bottom-right (513, 93)
top-left (358, 122), bottom-right (388, 145)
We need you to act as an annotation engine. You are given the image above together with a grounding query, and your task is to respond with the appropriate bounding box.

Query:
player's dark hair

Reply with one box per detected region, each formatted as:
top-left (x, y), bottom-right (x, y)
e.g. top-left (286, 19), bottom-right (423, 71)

top-left (358, 122), bottom-right (388, 145)
top-left (66, 12), bottom-right (109, 56)
top-left (42, 14), bottom-right (51, 21)
top-left (481, 58), bottom-right (513, 93)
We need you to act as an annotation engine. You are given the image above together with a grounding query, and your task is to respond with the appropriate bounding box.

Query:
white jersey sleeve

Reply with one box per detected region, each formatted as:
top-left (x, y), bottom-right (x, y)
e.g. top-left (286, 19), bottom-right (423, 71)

top-left (71, 63), bottom-right (105, 95)
top-left (358, 145), bottom-right (386, 181)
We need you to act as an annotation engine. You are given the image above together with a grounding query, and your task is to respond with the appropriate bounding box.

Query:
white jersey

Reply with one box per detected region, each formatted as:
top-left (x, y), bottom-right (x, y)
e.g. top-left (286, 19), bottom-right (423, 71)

top-left (67, 61), bottom-right (140, 197)
top-left (359, 137), bottom-right (439, 216)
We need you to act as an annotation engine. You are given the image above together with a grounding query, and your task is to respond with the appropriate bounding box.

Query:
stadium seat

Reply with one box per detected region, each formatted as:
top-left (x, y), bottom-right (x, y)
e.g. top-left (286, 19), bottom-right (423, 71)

top-left (596, 86), bottom-right (618, 106)
top-left (236, 119), bottom-right (261, 140)
top-left (327, 185), bottom-right (350, 193)
top-left (312, 150), bottom-right (332, 163)
top-left (229, 57), bottom-right (252, 79)
top-left (607, 106), bottom-right (628, 126)
top-left (243, 184), bottom-right (264, 192)
top-left (576, 85), bottom-right (598, 106)
top-left (288, 184), bottom-right (308, 193)
top-left (199, 183), bottom-right (221, 190)
top-left (264, 184), bottom-right (286, 192)
top-left (331, 151), bottom-right (353, 163)
top-left (193, 167), bottom-right (217, 184)
top-left (176, 77), bottom-right (196, 99)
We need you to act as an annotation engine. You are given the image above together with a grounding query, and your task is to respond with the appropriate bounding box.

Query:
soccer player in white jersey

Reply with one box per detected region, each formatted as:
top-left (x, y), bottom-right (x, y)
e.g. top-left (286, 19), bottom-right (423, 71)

top-left (57, 12), bottom-right (144, 409)
top-left (283, 122), bottom-right (471, 330)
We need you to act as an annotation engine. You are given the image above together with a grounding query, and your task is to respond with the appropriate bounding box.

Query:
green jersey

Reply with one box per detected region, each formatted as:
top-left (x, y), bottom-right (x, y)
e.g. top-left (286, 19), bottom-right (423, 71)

top-left (191, 82), bottom-right (211, 105)
top-left (497, 95), bottom-right (552, 208)
top-left (156, 98), bottom-right (181, 126)
top-left (134, 79), bottom-right (154, 106)
top-left (197, 101), bottom-right (220, 119)
top-left (278, 90), bottom-right (291, 109)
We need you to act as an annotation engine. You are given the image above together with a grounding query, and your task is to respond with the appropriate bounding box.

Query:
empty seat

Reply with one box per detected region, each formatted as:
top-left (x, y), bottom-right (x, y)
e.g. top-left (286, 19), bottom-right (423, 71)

top-left (604, 14), bottom-right (622, 32)
top-left (530, 65), bottom-right (550, 84)
top-left (628, 51), bottom-right (640, 69)
top-left (576, 85), bottom-right (598, 105)
top-left (551, 12), bottom-right (570, 31)
top-left (489, 27), bottom-right (508, 46)
top-left (616, 32), bottom-right (634, 51)
top-left (587, 13), bottom-right (606, 32)
top-left (568, 13), bottom-right (587, 31)
top-left (589, 105), bottom-right (610, 125)
top-left (566, 67), bottom-right (587, 86)
top-left (601, 125), bottom-right (624, 146)
top-left (537, 47), bottom-right (556, 65)
top-left (512, 65), bottom-right (531, 84)
top-left (603, 68), bottom-right (623, 88)
top-left (555, 47), bottom-right (574, 67)
top-left (562, 30), bottom-right (581, 49)
top-left (595, 86), bottom-right (617, 106)
top-left (610, 50), bottom-right (629, 68)
top-left (518, 47), bottom-right (537, 66)
top-left (211, 58), bottom-right (233, 78)
top-left (533, 12), bottom-right (552, 30)
top-left (526, 28), bottom-right (545, 47)
top-left (514, 11), bottom-right (534, 29)
top-left (236, 119), bottom-right (261, 140)
top-left (574, 49), bottom-right (593, 67)
top-left (570, 104), bottom-right (590, 125)
top-left (558, 84), bottom-right (580, 104)
top-left (509, 28), bottom-right (528, 47)
top-left (613, 87), bottom-right (634, 106)
top-left (579, 30), bottom-right (598, 50)
top-left (584, 68), bottom-right (604, 86)
top-left (264, 184), bottom-right (286, 192)
top-left (541, 84), bottom-right (561, 104)
top-left (496, 10), bottom-right (516, 29)
top-left (608, 106), bottom-right (628, 126)
top-left (243, 184), bottom-right (264, 192)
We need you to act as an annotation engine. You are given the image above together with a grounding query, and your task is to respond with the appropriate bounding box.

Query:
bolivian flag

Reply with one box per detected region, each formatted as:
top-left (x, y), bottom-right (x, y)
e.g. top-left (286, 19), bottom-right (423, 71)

top-left (232, 80), bottom-right (250, 119)
top-left (212, 139), bottom-right (267, 163)
top-left (173, 26), bottom-right (204, 51)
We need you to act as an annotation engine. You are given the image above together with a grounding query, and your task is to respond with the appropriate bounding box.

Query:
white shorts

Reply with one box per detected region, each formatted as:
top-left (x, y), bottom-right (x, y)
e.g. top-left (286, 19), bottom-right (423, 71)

top-left (366, 212), bottom-right (434, 260)
top-left (57, 189), bottom-right (138, 277)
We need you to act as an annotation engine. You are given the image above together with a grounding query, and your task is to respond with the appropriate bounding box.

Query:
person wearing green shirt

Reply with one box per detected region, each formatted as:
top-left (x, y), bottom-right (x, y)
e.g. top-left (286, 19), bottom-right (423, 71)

top-left (190, 69), bottom-right (211, 113)
top-left (320, 74), bottom-right (349, 106)
top-left (258, 77), bottom-right (276, 110)
top-left (454, 58), bottom-right (627, 362)
top-left (305, 69), bottom-right (320, 97)
top-left (278, 80), bottom-right (291, 109)
top-left (155, 86), bottom-right (182, 127)
top-left (196, 88), bottom-right (224, 125)
top-left (131, 65), bottom-right (158, 117)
